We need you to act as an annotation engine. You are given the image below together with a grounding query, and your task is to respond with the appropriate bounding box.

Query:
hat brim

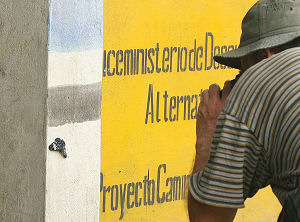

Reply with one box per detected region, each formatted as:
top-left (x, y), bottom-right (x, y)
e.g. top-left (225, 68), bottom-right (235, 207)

top-left (214, 30), bottom-right (300, 69)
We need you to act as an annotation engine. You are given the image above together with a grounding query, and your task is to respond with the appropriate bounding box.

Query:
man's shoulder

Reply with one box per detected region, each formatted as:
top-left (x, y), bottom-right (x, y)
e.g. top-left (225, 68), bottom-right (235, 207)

top-left (253, 47), bottom-right (300, 74)
top-left (223, 47), bottom-right (300, 125)
top-left (275, 47), bottom-right (300, 57)
top-left (229, 47), bottom-right (300, 100)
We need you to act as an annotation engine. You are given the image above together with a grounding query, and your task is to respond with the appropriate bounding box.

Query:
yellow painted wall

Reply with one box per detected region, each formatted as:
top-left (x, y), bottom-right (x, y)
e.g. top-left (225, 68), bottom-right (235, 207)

top-left (101, 1), bottom-right (281, 221)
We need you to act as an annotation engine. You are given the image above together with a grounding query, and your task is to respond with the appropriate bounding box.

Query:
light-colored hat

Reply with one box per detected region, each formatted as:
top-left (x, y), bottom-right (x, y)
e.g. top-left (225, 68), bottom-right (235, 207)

top-left (214, 0), bottom-right (300, 69)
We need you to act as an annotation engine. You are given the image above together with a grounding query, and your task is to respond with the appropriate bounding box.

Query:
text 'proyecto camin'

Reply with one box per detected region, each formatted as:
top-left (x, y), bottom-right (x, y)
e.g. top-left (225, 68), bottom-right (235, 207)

top-left (103, 32), bottom-right (237, 77)
top-left (100, 164), bottom-right (190, 220)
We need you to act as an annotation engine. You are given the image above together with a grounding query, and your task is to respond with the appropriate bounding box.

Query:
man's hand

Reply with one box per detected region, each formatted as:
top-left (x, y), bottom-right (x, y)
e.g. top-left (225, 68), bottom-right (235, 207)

top-left (189, 81), bottom-right (235, 222)
top-left (193, 81), bottom-right (231, 172)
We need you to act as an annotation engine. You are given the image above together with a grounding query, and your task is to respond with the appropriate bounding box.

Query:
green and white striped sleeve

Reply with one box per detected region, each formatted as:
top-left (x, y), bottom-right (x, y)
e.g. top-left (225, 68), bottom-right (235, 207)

top-left (189, 112), bottom-right (263, 208)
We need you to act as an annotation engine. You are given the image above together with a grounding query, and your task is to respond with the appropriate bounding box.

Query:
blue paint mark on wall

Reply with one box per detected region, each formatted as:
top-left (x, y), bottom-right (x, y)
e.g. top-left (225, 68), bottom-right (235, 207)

top-left (49, 0), bottom-right (103, 52)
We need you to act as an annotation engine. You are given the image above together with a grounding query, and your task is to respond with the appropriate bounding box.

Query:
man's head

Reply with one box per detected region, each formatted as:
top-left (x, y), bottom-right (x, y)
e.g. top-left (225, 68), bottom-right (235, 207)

top-left (241, 37), bottom-right (300, 70)
top-left (214, 0), bottom-right (300, 71)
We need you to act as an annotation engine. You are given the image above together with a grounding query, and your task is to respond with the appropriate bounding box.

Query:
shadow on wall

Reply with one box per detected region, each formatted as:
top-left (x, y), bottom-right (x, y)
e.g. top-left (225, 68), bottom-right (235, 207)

top-left (48, 82), bottom-right (102, 127)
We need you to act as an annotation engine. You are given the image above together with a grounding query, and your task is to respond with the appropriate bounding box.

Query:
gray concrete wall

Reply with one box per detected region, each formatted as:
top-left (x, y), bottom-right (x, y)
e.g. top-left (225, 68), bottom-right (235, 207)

top-left (0, 1), bottom-right (48, 221)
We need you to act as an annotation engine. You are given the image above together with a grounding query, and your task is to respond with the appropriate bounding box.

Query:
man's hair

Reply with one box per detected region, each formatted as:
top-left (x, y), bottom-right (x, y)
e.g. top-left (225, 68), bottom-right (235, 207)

top-left (245, 37), bottom-right (300, 70)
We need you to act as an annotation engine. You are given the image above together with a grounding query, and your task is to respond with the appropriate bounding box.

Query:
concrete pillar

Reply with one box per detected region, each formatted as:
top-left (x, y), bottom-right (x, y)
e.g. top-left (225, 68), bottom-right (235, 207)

top-left (0, 1), bottom-right (48, 221)
top-left (0, 0), bottom-right (102, 221)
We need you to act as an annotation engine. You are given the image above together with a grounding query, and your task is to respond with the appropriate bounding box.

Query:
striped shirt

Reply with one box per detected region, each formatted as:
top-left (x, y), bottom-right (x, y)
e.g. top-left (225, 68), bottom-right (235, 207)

top-left (189, 47), bottom-right (300, 208)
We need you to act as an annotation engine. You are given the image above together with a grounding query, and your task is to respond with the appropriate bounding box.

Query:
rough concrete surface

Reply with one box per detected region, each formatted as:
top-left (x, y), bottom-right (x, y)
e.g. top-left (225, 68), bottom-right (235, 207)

top-left (0, 1), bottom-right (48, 221)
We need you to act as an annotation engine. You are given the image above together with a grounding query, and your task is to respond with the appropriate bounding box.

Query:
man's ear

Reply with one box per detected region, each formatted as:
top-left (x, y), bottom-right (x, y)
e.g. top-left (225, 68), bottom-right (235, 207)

top-left (266, 48), bottom-right (277, 57)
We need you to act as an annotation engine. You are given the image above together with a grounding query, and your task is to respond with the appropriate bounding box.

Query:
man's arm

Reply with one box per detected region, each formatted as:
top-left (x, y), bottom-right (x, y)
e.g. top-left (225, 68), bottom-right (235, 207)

top-left (188, 192), bottom-right (237, 222)
top-left (188, 82), bottom-right (237, 222)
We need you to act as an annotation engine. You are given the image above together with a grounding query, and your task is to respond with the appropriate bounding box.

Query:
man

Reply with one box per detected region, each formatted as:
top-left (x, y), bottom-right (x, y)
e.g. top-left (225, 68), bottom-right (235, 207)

top-left (188, 0), bottom-right (300, 221)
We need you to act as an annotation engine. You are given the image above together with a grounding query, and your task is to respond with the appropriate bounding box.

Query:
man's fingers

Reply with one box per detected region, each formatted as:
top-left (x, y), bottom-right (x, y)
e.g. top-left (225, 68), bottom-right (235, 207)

top-left (198, 89), bottom-right (209, 118)
top-left (221, 80), bottom-right (231, 102)
top-left (202, 89), bottom-right (209, 105)
top-left (198, 104), bottom-right (208, 118)
top-left (208, 84), bottom-right (221, 100)
top-left (208, 84), bottom-right (221, 116)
